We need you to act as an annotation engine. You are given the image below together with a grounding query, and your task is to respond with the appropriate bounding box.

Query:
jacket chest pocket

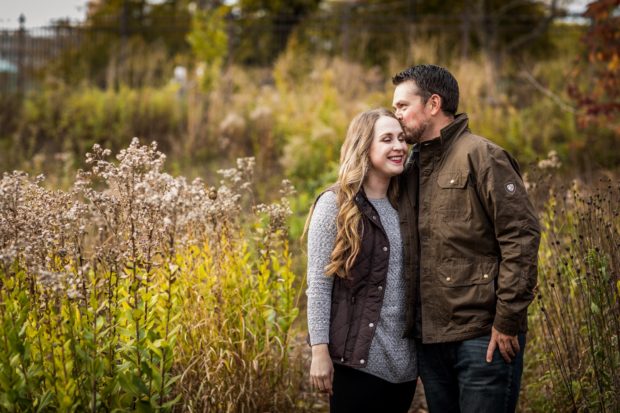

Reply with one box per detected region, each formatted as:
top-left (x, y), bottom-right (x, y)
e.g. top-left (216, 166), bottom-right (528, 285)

top-left (435, 171), bottom-right (471, 219)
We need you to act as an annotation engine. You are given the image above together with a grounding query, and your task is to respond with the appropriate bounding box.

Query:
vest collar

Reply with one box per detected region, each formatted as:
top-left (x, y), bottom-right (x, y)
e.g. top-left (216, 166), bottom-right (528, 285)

top-left (354, 187), bottom-right (375, 219)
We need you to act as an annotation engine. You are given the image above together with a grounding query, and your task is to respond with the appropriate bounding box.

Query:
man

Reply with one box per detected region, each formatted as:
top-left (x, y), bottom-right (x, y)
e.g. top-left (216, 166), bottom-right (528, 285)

top-left (392, 64), bottom-right (540, 413)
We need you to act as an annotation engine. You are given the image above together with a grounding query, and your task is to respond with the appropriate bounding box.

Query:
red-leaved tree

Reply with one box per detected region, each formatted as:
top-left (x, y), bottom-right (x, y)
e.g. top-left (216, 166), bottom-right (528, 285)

top-left (569, 0), bottom-right (620, 133)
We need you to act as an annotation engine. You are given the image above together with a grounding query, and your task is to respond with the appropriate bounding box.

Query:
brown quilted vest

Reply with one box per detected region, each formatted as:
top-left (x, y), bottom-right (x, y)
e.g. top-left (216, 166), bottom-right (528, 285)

top-left (317, 187), bottom-right (392, 368)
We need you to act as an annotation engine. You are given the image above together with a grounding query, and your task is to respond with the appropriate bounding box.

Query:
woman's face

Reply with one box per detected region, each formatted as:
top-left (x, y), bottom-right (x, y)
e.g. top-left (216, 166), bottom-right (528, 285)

top-left (367, 115), bottom-right (407, 179)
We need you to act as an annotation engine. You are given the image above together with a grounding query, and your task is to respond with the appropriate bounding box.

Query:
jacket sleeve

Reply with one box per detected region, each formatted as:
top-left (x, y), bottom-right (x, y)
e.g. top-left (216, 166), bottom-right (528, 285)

top-left (476, 144), bottom-right (541, 336)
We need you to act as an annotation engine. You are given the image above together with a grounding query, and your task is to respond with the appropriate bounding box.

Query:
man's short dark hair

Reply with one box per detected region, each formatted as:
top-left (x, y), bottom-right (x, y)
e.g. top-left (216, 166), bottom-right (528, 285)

top-left (392, 64), bottom-right (459, 116)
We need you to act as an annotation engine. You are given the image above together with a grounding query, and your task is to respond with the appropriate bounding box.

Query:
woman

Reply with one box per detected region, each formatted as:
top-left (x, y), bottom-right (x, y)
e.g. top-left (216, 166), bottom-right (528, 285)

top-left (306, 108), bottom-right (417, 413)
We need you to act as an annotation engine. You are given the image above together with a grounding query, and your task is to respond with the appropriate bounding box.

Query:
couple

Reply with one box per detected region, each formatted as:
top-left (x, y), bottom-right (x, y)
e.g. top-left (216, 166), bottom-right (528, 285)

top-left (306, 64), bottom-right (541, 413)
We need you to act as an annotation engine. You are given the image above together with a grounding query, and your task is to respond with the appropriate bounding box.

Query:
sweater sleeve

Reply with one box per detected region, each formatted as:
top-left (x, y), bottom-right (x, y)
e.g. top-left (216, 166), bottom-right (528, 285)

top-left (306, 191), bottom-right (338, 346)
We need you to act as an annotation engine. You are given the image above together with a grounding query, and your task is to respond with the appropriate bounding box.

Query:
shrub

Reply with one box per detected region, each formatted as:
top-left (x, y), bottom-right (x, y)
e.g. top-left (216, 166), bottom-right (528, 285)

top-left (0, 140), bottom-right (307, 411)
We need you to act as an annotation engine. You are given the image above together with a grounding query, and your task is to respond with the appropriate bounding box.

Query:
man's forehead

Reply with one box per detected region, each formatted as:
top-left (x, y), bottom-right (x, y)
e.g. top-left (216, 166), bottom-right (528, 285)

top-left (397, 80), bottom-right (420, 94)
top-left (394, 80), bottom-right (421, 101)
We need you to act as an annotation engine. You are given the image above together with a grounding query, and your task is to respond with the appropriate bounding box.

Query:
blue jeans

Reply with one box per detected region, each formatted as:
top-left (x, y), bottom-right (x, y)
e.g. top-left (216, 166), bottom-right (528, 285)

top-left (417, 333), bottom-right (526, 413)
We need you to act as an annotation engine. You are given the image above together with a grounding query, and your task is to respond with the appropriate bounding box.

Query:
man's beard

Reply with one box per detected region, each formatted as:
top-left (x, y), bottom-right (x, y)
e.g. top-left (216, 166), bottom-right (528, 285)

top-left (403, 120), bottom-right (429, 144)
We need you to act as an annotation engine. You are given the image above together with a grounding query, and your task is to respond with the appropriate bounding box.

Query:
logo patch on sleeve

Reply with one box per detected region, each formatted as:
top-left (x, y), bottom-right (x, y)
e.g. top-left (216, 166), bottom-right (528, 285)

top-left (505, 182), bottom-right (516, 193)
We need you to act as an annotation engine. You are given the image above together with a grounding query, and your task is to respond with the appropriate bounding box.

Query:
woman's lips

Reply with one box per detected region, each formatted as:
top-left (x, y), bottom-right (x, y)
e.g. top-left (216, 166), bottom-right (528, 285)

top-left (388, 155), bottom-right (403, 164)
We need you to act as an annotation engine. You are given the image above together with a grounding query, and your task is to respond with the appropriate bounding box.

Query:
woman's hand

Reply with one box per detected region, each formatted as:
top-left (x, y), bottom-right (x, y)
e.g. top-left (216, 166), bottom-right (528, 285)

top-left (310, 344), bottom-right (334, 395)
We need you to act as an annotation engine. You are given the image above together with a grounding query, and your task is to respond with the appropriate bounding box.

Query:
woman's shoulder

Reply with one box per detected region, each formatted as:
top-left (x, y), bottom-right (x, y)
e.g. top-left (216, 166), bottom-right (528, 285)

top-left (312, 182), bottom-right (340, 207)
top-left (308, 190), bottom-right (338, 238)
top-left (314, 189), bottom-right (338, 213)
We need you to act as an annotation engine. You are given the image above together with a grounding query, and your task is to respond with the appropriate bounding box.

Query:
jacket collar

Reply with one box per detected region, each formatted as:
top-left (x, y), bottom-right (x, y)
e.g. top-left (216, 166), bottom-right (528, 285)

top-left (439, 113), bottom-right (469, 147)
top-left (411, 113), bottom-right (470, 157)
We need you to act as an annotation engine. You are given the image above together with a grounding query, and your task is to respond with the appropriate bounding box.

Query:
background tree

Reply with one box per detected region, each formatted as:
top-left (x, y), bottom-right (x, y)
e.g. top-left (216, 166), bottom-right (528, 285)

top-left (284, 0), bottom-right (562, 78)
top-left (187, 4), bottom-right (229, 91)
top-left (568, 0), bottom-right (620, 168)
top-left (229, 0), bottom-right (323, 65)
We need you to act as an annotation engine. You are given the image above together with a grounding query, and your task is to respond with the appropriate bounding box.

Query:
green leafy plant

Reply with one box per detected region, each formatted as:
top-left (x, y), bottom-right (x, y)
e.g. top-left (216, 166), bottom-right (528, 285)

top-left (0, 140), bottom-right (307, 412)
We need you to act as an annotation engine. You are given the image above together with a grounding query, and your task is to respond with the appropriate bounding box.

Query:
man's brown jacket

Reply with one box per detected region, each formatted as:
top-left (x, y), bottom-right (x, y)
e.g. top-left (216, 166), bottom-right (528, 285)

top-left (399, 113), bottom-right (541, 343)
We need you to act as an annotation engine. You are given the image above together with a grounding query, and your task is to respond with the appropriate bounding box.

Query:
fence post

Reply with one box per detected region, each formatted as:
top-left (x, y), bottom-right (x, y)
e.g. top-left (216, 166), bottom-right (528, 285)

top-left (117, 0), bottom-right (129, 89)
top-left (17, 13), bottom-right (25, 95)
top-left (341, 4), bottom-right (351, 60)
top-left (461, 10), bottom-right (470, 60)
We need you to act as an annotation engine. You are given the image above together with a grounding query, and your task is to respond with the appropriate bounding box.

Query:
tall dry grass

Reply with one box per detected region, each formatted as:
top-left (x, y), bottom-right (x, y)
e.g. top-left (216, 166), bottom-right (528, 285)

top-left (0, 140), bottom-right (308, 412)
top-left (522, 160), bottom-right (620, 412)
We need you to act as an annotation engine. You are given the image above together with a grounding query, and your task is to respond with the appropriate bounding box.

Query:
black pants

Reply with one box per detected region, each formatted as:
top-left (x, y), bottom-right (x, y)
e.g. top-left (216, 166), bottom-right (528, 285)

top-left (330, 364), bottom-right (417, 413)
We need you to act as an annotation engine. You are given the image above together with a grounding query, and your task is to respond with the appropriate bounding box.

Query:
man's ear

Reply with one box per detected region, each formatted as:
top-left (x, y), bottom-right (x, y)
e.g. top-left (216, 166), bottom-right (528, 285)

top-left (428, 94), bottom-right (442, 116)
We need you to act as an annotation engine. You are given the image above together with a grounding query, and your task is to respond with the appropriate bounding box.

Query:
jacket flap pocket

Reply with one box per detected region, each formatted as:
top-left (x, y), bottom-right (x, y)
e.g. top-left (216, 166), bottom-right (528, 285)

top-left (437, 171), bottom-right (468, 189)
top-left (438, 258), bottom-right (498, 287)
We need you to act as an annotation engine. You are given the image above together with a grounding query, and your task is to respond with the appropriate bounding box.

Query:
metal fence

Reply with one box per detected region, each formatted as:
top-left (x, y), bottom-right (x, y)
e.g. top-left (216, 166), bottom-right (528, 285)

top-left (0, 23), bottom-right (84, 94)
top-left (0, 8), bottom-right (586, 96)
top-left (0, 9), bottom-right (194, 94)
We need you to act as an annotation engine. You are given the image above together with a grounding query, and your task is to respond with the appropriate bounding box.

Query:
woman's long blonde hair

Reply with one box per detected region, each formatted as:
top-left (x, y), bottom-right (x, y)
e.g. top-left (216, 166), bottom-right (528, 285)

top-left (305, 108), bottom-right (400, 279)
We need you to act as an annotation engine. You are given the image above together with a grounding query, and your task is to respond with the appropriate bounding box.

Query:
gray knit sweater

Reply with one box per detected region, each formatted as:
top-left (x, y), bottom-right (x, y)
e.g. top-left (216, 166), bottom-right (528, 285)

top-left (306, 191), bottom-right (417, 383)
